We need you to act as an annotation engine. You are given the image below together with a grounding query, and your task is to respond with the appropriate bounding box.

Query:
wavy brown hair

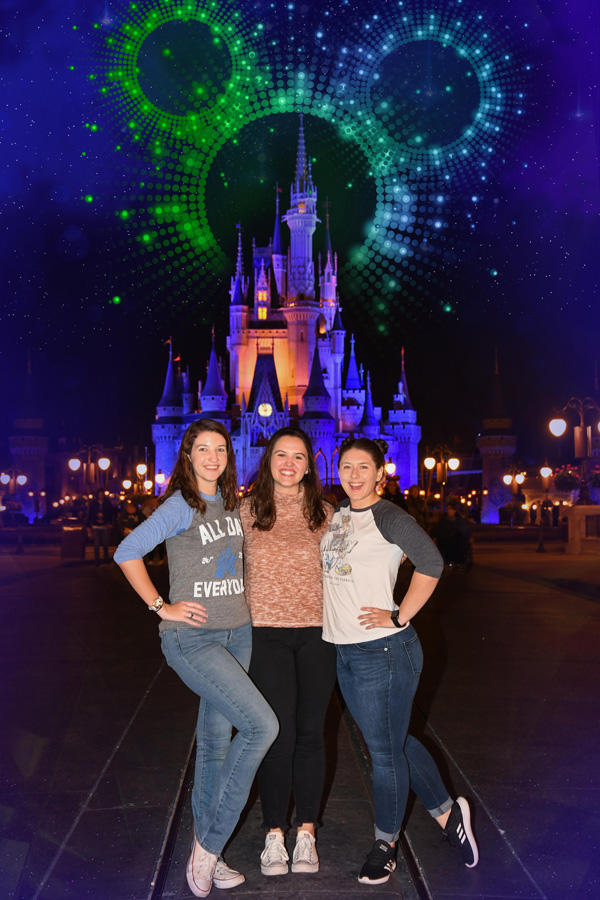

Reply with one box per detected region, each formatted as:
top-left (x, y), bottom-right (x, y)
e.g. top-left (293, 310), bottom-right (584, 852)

top-left (161, 419), bottom-right (238, 514)
top-left (248, 427), bottom-right (328, 531)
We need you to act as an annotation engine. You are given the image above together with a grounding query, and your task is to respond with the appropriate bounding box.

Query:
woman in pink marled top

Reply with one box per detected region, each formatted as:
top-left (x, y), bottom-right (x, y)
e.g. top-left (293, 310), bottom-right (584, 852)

top-left (240, 427), bottom-right (335, 878)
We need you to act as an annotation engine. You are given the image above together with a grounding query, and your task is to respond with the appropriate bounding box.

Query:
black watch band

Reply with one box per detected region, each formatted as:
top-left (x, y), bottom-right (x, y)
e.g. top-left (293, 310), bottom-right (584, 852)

top-left (391, 609), bottom-right (403, 628)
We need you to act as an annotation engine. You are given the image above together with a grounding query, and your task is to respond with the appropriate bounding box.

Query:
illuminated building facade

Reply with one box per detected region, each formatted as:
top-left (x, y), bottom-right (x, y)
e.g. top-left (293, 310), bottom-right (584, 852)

top-left (153, 117), bottom-right (421, 488)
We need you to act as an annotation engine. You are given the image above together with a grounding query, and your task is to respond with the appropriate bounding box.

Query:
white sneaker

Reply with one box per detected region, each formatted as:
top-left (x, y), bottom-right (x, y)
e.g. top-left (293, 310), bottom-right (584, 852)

top-left (186, 838), bottom-right (218, 897)
top-left (213, 857), bottom-right (245, 889)
top-left (260, 832), bottom-right (289, 876)
top-left (291, 830), bottom-right (319, 873)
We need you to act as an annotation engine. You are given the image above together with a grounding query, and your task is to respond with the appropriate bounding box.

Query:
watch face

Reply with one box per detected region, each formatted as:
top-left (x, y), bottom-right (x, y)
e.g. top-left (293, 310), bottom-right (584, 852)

top-left (258, 402), bottom-right (272, 417)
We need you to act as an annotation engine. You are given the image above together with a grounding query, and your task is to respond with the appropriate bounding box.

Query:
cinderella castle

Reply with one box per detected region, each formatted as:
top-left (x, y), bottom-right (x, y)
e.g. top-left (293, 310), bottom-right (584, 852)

top-left (152, 116), bottom-right (421, 488)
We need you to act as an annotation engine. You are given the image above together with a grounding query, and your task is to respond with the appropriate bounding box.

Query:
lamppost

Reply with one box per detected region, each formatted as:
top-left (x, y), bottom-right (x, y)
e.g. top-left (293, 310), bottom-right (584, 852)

top-left (0, 469), bottom-right (28, 525)
top-left (502, 470), bottom-right (526, 526)
top-left (97, 457), bottom-right (111, 489)
top-left (423, 447), bottom-right (459, 512)
top-left (549, 397), bottom-right (600, 505)
top-left (155, 471), bottom-right (166, 496)
top-left (68, 446), bottom-right (111, 494)
top-left (136, 463), bottom-right (148, 494)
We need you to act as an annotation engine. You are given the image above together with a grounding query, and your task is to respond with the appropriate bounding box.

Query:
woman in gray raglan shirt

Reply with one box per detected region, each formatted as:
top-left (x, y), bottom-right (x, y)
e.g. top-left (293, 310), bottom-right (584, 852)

top-left (114, 419), bottom-right (278, 899)
top-left (320, 437), bottom-right (479, 886)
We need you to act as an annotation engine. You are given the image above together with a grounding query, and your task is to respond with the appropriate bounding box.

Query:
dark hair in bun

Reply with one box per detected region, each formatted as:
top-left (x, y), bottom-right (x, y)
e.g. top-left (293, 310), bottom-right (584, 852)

top-left (338, 436), bottom-right (388, 472)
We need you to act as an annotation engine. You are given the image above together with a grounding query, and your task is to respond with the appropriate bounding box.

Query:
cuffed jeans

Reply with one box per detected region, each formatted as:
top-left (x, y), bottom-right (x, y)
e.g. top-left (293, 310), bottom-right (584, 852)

top-left (249, 626), bottom-right (337, 829)
top-left (336, 625), bottom-right (452, 843)
top-left (161, 624), bottom-right (279, 856)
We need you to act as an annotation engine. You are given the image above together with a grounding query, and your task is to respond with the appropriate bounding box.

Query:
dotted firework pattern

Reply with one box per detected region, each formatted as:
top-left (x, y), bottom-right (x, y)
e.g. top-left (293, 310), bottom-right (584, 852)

top-left (92, 0), bottom-right (527, 334)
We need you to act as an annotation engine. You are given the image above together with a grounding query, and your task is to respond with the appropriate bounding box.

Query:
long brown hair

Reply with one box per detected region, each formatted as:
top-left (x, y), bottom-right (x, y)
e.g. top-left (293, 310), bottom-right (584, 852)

top-left (249, 427), bottom-right (328, 531)
top-left (162, 419), bottom-right (238, 514)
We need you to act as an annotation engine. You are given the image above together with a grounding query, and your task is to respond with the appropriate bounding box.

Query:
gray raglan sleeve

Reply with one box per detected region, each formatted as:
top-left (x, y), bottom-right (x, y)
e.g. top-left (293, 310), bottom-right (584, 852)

top-left (374, 501), bottom-right (444, 578)
top-left (113, 494), bottom-right (194, 563)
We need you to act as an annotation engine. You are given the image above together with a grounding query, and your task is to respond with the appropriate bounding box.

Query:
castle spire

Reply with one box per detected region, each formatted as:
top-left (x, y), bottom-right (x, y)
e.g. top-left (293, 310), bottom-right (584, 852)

top-left (303, 344), bottom-right (332, 407)
top-left (324, 197), bottom-right (332, 263)
top-left (157, 339), bottom-right (183, 413)
top-left (201, 328), bottom-right (228, 408)
top-left (272, 184), bottom-right (283, 254)
top-left (359, 373), bottom-right (379, 430)
top-left (230, 226), bottom-right (246, 305)
top-left (344, 335), bottom-right (362, 390)
top-left (295, 112), bottom-right (308, 191)
top-left (397, 347), bottom-right (414, 410)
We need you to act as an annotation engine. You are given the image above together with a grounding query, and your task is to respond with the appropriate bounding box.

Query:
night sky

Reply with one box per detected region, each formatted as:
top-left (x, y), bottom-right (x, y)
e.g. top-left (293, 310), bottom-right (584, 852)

top-left (1, 0), bottom-right (598, 466)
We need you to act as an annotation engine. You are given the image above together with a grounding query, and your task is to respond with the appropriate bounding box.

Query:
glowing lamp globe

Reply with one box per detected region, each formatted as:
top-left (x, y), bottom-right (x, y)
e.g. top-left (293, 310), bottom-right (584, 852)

top-left (155, 472), bottom-right (165, 485)
top-left (68, 458), bottom-right (82, 472)
top-left (385, 462), bottom-right (396, 476)
top-left (549, 418), bottom-right (567, 437)
top-left (136, 463), bottom-right (147, 476)
top-left (98, 457), bottom-right (111, 471)
top-left (144, 480), bottom-right (153, 491)
top-left (447, 457), bottom-right (459, 471)
top-left (0, 473), bottom-right (10, 485)
top-left (515, 473), bottom-right (525, 484)
top-left (503, 475), bottom-right (513, 486)
top-left (424, 457), bottom-right (436, 470)
top-left (16, 475), bottom-right (27, 486)
top-left (122, 479), bottom-right (132, 490)
top-left (540, 467), bottom-right (552, 479)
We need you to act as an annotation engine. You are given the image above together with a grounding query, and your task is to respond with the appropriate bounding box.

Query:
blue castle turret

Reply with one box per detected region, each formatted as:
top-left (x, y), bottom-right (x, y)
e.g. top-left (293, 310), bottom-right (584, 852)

top-left (151, 116), bottom-right (422, 488)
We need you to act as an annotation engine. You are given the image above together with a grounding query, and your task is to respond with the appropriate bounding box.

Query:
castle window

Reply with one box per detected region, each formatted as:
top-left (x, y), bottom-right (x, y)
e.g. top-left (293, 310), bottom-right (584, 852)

top-left (258, 307), bottom-right (267, 320)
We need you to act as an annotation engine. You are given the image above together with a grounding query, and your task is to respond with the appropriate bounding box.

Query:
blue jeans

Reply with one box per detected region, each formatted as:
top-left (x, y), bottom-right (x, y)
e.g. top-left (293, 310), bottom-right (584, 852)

top-left (336, 625), bottom-right (452, 843)
top-left (161, 624), bottom-right (279, 856)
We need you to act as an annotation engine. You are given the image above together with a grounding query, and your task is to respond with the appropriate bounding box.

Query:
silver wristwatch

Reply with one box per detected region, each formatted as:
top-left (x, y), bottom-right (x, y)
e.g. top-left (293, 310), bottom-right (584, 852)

top-left (148, 596), bottom-right (164, 613)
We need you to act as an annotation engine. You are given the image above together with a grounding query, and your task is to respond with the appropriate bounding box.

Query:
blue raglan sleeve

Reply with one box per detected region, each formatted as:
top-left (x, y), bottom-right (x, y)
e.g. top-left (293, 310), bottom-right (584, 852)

top-left (113, 493), bottom-right (194, 563)
top-left (374, 501), bottom-right (444, 578)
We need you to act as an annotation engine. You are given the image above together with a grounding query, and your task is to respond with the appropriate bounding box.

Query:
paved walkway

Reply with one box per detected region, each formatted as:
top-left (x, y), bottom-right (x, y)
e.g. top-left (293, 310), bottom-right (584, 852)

top-left (0, 541), bottom-right (598, 900)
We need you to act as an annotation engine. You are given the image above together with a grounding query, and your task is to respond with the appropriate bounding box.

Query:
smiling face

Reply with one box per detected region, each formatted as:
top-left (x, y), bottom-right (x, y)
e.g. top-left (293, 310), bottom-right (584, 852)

top-left (338, 448), bottom-right (384, 509)
top-left (270, 435), bottom-right (309, 495)
top-left (189, 430), bottom-right (228, 495)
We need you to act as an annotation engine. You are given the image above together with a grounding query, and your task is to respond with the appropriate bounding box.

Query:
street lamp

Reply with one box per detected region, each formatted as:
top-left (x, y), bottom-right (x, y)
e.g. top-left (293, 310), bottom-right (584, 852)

top-left (549, 396), bottom-right (600, 505)
top-left (423, 447), bottom-right (460, 511)
top-left (0, 469), bottom-right (28, 492)
top-left (136, 463), bottom-right (148, 494)
top-left (97, 457), bottom-right (111, 489)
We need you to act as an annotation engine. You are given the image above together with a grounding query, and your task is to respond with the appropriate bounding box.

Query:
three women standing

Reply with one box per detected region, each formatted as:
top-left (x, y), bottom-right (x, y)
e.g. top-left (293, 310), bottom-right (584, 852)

top-left (321, 436), bottom-right (479, 884)
top-left (114, 420), bottom-right (279, 898)
top-left (115, 421), bottom-right (478, 895)
top-left (240, 428), bottom-right (335, 876)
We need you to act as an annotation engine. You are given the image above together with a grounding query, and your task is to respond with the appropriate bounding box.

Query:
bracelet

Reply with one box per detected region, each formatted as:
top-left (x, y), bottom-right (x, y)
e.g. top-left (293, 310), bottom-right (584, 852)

top-left (148, 596), bottom-right (164, 613)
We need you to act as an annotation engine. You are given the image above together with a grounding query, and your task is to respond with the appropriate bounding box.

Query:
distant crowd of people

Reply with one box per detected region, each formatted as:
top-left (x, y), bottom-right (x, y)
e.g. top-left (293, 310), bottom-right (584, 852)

top-left (84, 490), bottom-right (166, 566)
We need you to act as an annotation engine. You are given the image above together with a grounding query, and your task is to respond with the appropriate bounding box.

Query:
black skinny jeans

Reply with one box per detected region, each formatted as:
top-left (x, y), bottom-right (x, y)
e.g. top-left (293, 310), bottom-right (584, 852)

top-left (249, 626), bottom-right (337, 830)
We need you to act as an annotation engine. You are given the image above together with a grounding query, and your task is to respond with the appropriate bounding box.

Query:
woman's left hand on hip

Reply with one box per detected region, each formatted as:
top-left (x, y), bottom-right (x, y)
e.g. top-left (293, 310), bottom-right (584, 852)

top-left (358, 607), bottom-right (395, 630)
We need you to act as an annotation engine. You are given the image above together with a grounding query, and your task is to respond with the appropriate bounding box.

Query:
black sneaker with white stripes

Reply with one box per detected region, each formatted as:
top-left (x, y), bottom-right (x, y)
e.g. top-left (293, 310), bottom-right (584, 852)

top-left (357, 839), bottom-right (397, 884)
top-left (443, 797), bottom-right (479, 867)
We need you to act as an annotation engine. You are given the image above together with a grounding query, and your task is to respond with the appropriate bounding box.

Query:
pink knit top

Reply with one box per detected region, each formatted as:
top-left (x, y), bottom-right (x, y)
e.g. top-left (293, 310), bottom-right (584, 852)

top-left (240, 491), bottom-right (333, 627)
